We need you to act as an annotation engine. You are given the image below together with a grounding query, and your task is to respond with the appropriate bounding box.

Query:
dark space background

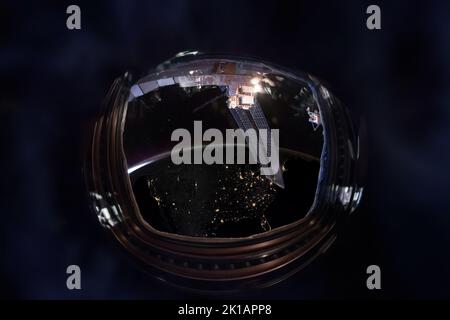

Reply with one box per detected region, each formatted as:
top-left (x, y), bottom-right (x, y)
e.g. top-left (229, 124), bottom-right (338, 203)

top-left (1, 0), bottom-right (450, 299)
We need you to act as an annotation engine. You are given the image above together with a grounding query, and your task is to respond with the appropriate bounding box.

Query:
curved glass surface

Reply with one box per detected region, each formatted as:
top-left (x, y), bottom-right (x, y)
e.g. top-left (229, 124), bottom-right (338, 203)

top-left (123, 57), bottom-right (324, 237)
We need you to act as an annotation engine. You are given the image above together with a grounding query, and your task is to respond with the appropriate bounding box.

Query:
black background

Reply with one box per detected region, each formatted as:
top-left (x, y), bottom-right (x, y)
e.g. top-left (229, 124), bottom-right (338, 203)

top-left (1, 0), bottom-right (450, 299)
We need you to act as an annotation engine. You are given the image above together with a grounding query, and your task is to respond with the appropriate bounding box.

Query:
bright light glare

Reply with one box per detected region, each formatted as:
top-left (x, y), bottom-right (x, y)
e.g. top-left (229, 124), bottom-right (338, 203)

top-left (253, 83), bottom-right (262, 93)
top-left (250, 77), bottom-right (260, 85)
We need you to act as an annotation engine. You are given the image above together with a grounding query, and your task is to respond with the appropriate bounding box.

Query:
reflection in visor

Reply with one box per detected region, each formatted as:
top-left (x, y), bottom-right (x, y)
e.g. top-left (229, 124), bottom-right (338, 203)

top-left (124, 59), bottom-right (323, 237)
